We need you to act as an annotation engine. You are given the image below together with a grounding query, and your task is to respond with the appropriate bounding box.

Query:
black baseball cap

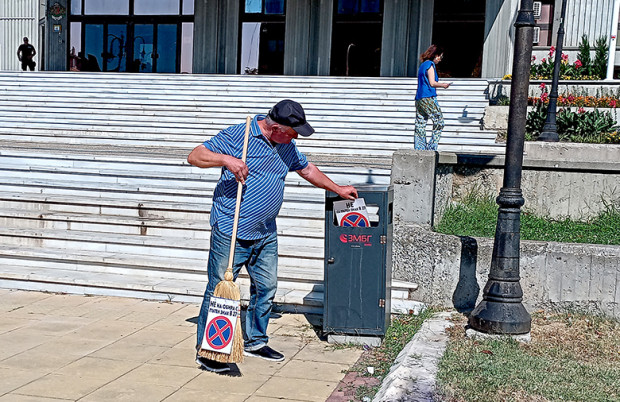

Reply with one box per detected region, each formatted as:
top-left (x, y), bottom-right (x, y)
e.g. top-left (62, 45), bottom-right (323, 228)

top-left (268, 99), bottom-right (314, 137)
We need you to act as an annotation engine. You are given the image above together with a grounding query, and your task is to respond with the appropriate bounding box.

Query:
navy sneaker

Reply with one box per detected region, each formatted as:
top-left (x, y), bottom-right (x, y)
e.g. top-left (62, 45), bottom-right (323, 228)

top-left (244, 345), bottom-right (285, 362)
top-left (196, 356), bottom-right (230, 373)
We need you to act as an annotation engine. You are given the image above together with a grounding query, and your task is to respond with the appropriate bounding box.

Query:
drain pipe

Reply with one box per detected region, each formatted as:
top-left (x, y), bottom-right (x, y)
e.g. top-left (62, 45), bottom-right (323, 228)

top-left (606, 0), bottom-right (620, 80)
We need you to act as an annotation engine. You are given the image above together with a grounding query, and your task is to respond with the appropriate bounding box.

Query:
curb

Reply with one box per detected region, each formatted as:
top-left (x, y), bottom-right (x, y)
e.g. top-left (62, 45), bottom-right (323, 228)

top-left (373, 312), bottom-right (453, 402)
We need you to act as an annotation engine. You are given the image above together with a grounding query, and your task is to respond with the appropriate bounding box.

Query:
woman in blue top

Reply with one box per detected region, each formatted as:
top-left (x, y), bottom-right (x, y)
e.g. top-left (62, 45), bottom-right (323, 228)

top-left (414, 45), bottom-right (451, 151)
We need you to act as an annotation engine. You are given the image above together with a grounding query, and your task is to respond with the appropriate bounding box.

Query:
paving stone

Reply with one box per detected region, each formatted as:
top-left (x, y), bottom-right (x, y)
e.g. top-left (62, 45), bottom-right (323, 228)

top-left (255, 377), bottom-right (339, 402)
top-left (0, 290), bottom-right (52, 310)
top-left (164, 388), bottom-right (249, 402)
top-left (0, 394), bottom-right (73, 401)
top-left (294, 341), bottom-right (362, 365)
top-left (0, 330), bottom-right (56, 361)
top-left (148, 345), bottom-right (198, 368)
top-left (246, 397), bottom-right (310, 402)
top-left (11, 373), bottom-right (112, 400)
top-left (67, 320), bottom-right (146, 341)
top-left (275, 360), bottom-right (349, 382)
top-left (54, 356), bottom-right (140, 380)
top-left (19, 316), bottom-right (97, 336)
top-left (0, 317), bottom-right (33, 335)
top-left (78, 377), bottom-right (178, 402)
top-left (263, 335), bottom-right (309, 361)
top-left (121, 326), bottom-right (192, 348)
top-left (118, 363), bottom-right (200, 388)
top-left (230, 352), bottom-right (284, 377)
top-left (0, 367), bottom-right (48, 395)
top-left (0, 346), bottom-right (83, 372)
top-left (0, 291), bottom-right (366, 402)
top-left (88, 340), bottom-right (169, 362)
top-left (184, 372), bottom-right (270, 395)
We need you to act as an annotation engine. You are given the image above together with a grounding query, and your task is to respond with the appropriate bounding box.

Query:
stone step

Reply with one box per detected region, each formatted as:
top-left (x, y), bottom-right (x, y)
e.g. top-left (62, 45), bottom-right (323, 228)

top-left (0, 208), bottom-right (325, 249)
top-left (0, 260), bottom-right (421, 314)
top-left (0, 244), bottom-right (324, 283)
top-left (0, 193), bottom-right (326, 233)
top-left (0, 263), bottom-right (323, 312)
top-left (0, 227), bottom-right (325, 263)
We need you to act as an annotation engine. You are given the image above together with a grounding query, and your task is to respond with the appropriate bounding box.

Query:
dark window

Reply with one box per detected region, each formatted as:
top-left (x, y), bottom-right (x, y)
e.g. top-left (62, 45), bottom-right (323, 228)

top-left (239, 0), bottom-right (286, 75)
top-left (432, 0), bottom-right (485, 78)
top-left (330, 0), bottom-right (383, 76)
top-left (337, 0), bottom-right (381, 14)
top-left (245, 0), bottom-right (284, 14)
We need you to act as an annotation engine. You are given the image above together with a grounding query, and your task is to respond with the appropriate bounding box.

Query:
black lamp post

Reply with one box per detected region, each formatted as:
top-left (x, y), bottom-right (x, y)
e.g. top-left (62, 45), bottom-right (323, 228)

top-left (538, 0), bottom-right (568, 142)
top-left (468, 0), bottom-right (534, 335)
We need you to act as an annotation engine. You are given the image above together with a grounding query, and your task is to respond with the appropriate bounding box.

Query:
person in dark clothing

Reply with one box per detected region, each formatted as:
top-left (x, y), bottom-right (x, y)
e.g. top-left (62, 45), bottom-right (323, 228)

top-left (17, 37), bottom-right (36, 71)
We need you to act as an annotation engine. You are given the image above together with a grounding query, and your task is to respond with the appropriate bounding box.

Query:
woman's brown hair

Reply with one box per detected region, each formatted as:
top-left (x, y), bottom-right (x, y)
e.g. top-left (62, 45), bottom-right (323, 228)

top-left (419, 44), bottom-right (444, 62)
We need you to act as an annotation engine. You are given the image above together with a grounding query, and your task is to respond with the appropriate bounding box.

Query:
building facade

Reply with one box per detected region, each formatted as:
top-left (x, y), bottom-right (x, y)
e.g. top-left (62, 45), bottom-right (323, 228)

top-left (37, 0), bottom-right (620, 78)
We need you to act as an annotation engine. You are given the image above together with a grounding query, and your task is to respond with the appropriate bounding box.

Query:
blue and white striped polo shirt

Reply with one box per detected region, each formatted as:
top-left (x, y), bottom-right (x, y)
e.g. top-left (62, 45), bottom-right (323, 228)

top-left (204, 115), bottom-right (309, 240)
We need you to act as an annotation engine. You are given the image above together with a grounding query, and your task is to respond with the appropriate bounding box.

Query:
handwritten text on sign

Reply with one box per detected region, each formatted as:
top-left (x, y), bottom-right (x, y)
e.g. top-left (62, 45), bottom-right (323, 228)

top-left (334, 198), bottom-right (370, 227)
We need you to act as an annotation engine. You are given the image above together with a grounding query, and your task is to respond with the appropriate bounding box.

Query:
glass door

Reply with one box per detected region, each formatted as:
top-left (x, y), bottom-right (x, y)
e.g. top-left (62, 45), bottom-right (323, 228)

top-left (104, 24), bottom-right (128, 72)
top-left (133, 24), bottom-right (177, 73)
top-left (84, 24), bottom-right (104, 71)
top-left (156, 24), bottom-right (177, 73)
top-left (84, 23), bottom-right (128, 72)
top-left (133, 24), bottom-right (154, 72)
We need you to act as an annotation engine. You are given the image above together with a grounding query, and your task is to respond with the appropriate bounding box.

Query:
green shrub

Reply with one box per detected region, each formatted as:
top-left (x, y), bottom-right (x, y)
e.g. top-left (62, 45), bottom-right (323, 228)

top-left (557, 108), bottom-right (617, 142)
top-left (593, 37), bottom-right (608, 79)
top-left (577, 34), bottom-right (592, 76)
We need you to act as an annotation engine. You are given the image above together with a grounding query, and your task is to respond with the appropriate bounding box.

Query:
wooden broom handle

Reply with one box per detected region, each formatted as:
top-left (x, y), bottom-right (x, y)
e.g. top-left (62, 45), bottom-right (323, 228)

top-left (227, 116), bottom-right (252, 271)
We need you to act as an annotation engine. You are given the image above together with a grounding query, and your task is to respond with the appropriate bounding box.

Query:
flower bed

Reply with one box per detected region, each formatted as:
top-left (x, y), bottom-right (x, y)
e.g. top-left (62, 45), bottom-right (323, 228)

top-left (502, 35), bottom-right (611, 81)
top-left (525, 83), bottom-right (619, 143)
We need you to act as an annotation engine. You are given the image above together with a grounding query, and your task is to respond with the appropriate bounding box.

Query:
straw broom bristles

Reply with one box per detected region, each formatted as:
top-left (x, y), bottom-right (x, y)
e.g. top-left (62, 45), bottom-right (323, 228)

top-left (197, 268), bottom-right (244, 363)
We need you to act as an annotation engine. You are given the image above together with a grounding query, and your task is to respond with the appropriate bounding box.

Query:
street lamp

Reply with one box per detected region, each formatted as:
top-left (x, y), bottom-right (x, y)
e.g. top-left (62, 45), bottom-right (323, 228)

top-left (538, 0), bottom-right (568, 142)
top-left (468, 0), bottom-right (534, 335)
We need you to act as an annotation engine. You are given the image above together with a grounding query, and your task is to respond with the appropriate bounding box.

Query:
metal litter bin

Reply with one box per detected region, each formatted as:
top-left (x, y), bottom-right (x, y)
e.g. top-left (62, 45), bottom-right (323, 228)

top-left (323, 184), bottom-right (393, 342)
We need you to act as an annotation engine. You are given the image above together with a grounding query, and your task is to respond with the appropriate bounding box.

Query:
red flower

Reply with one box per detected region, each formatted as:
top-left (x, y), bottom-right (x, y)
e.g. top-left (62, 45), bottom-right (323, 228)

top-left (578, 107), bottom-right (585, 113)
top-left (561, 53), bottom-right (569, 62)
top-left (549, 46), bottom-right (555, 57)
top-left (532, 55), bottom-right (537, 62)
top-left (541, 92), bottom-right (549, 102)
top-left (542, 58), bottom-right (547, 63)
top-left (610, 99), bottom-right (617, 108)
top-left (574, 59), bottom-right (583, 69)
top-left (539, 83), bottom-right (546, 89)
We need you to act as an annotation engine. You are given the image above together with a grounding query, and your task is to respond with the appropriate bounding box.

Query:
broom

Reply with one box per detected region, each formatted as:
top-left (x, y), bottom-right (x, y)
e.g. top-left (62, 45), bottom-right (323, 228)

top-left (198, 115), bottom-right (251, 363)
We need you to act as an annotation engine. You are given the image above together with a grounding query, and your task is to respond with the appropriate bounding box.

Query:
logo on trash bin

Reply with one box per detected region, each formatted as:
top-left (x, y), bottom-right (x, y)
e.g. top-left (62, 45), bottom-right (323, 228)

top-left (339, 234), bottom-right (372, 246)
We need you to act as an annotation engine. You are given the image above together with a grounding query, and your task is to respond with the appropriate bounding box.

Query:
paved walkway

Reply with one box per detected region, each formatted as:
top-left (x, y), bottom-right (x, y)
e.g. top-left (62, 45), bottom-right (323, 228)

top-left (0, 289), bottom-right (363, 402)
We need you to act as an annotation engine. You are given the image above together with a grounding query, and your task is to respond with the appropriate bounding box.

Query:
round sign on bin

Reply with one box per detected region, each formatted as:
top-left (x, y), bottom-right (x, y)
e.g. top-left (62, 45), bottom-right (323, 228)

top-left (206, 316), bottom-right (233, 350)
top-left (341, 212), bottom-right (370, 227)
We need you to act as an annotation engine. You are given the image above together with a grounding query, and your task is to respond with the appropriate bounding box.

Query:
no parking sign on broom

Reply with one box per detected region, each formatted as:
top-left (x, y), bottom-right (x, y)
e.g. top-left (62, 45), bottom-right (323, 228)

top-left (201, 296), bottom-right (240, 355)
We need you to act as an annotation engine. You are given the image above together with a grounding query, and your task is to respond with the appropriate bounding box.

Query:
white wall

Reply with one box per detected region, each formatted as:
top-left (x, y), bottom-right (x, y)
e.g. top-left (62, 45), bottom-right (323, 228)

top-left (0, 0), bottom-right (40, 71)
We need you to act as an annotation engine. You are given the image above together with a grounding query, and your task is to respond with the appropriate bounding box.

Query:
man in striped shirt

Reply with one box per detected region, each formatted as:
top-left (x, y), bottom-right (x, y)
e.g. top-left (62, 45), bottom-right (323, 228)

top-left (188, 100), bottom-right (358, 373)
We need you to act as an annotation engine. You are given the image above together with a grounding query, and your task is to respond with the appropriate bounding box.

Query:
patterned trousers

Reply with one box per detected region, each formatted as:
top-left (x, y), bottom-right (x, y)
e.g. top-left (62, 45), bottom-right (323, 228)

top-left (414, 96), bottom-right (444, 151)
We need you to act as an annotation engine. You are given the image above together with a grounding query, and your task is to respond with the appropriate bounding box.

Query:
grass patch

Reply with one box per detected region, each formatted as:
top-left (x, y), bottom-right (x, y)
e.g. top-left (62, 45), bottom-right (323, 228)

top-left (437, 312), bottom-right (620, 402)
top-left (341, 307), bottom-right (437, 401)
top-left (435, 193), bottom-right (620, 245)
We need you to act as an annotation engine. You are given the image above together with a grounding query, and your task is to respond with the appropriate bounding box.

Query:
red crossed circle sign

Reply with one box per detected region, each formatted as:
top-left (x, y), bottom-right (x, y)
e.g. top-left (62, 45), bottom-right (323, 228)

top-left (206, 316), bottom-right (233, 350)
top-left (341, 212), bottom-right (370, 227)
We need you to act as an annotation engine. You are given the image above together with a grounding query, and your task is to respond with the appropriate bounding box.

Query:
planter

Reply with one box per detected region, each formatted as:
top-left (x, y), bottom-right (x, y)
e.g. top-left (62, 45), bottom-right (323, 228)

top-left (483, 105), bottom-right (619, 131)
top-left (489, 80), bottom-right (620, 102)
